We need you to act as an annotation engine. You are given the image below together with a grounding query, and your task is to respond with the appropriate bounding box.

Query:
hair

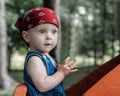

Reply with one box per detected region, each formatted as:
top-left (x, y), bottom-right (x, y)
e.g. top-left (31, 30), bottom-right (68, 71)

top-left (49, 47), bottom-right (57, 58)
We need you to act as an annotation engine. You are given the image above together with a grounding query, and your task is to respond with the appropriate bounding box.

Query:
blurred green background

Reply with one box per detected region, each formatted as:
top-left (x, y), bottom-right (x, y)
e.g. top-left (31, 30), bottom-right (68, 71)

top-left (0, 0), bottom-right (120, 95)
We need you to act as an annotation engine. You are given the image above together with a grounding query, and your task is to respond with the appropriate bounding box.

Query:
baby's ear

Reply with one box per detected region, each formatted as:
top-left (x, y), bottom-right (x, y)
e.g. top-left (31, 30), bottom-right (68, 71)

top-left (22, 31), bottom-right (30, 43)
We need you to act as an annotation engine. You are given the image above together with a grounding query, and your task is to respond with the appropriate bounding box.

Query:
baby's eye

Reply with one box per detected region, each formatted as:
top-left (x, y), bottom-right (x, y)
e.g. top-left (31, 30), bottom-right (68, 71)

top-left (52, 30), bottom-right (57, 34)
top-left (39, 29), bottom-right (46, 34)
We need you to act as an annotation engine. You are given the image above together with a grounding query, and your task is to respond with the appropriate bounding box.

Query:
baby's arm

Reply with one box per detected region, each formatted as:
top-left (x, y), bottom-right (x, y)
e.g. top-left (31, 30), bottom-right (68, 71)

top-left (27, 56), bottom-right (78, 92)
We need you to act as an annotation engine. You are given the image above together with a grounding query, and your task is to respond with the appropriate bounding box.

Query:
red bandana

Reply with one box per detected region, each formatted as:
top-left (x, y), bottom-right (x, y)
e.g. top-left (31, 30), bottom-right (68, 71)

top-left (15, 7), bottom-right (59, 33)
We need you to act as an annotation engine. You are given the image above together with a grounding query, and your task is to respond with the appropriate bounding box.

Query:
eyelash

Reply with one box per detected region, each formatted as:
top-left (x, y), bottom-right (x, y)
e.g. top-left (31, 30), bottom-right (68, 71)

top-left (38, 29), bottom-right (57, 34)
top-left (52, 30), bottom-right (57, 34)
top-left (39, 29), bottom-right (45, 33)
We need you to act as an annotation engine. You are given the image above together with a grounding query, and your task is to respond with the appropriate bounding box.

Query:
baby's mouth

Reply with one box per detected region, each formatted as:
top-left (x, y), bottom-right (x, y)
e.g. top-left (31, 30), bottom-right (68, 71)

top-left (44, 43), bottom-right (52, 46)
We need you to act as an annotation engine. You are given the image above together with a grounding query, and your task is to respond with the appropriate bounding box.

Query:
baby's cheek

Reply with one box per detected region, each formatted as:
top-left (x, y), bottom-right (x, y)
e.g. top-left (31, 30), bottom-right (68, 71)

top-left (53, 39), bottom-right (57, 45)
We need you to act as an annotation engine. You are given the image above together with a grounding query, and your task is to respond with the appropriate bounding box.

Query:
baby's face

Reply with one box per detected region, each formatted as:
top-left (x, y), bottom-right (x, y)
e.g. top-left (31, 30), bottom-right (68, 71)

top-left (25, 24), bottom-right (59, 55)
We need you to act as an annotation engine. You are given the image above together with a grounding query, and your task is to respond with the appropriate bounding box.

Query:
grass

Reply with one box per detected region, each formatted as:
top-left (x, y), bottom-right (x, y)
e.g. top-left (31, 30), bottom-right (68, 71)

top-left (9, 71), bottom-right (24, 83)
top-left (0, 71), bottom-right (24, 96)
top-left (0, 89), bottom-right (13, 96)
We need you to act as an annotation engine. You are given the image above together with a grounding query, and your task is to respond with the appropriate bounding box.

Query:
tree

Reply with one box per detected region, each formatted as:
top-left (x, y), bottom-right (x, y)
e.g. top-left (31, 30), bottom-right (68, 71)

top-left (60, 0), bottom-right (119, 65)
top-left (0, 0), bottom-right (17, 89)
top-left (54, 0), bottom-right (61, 60)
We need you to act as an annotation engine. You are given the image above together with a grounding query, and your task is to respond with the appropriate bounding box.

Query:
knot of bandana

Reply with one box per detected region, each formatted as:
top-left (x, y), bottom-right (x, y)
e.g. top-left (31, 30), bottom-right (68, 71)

top-left (15, 7), bottom-right (59, 33)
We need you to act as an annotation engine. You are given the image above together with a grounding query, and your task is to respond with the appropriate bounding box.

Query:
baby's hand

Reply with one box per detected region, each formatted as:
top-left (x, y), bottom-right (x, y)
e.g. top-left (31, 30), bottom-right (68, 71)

top-left (57, 57), bottom-right (78, 76)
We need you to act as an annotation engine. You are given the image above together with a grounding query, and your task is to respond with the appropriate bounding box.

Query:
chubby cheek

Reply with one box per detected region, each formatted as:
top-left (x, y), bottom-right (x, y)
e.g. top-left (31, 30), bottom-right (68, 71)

top-left (29, 37), bottom-right (41, 47)
top-left (53, 38), bottom-right (58, 47)
top-left (53, 41), bottom-right (57, 47)
top-left (34, 38), bottom-right (43, 45)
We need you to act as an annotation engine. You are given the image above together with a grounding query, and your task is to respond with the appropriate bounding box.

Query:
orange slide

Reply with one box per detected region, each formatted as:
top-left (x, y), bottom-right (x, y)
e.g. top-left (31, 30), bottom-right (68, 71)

top-left (66, 55), bottom-right (120, 96)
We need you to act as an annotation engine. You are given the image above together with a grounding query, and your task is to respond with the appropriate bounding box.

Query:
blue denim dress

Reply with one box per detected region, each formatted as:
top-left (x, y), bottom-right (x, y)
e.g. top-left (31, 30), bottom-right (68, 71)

top-left (24, 52), bottom-right (66, 96)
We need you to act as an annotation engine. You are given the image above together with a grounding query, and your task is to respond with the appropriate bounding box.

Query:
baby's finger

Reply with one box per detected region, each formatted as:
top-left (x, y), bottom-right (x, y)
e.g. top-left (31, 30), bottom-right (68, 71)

top-left (67, 60), bottom-right (74, 67)
top-left (72, 61), bottom-right (79, 68)
top-left (63, 57), bottom-right (70, 65)
top-left (70, 68), bottom-right (78, 73)
top-left (68, 59), bottom-right (76, 66)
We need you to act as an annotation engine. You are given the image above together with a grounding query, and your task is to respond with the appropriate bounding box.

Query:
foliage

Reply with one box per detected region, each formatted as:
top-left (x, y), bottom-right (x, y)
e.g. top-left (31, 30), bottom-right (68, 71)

top-left (60, 0), bottom-right (120, 64)
top-left (5, 0), bottom-right (120, 66)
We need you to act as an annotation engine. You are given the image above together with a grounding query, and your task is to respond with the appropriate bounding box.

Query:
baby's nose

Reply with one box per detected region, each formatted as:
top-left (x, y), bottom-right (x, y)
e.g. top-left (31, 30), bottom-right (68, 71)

top-left (46, 32), bottom-right (53, 39)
